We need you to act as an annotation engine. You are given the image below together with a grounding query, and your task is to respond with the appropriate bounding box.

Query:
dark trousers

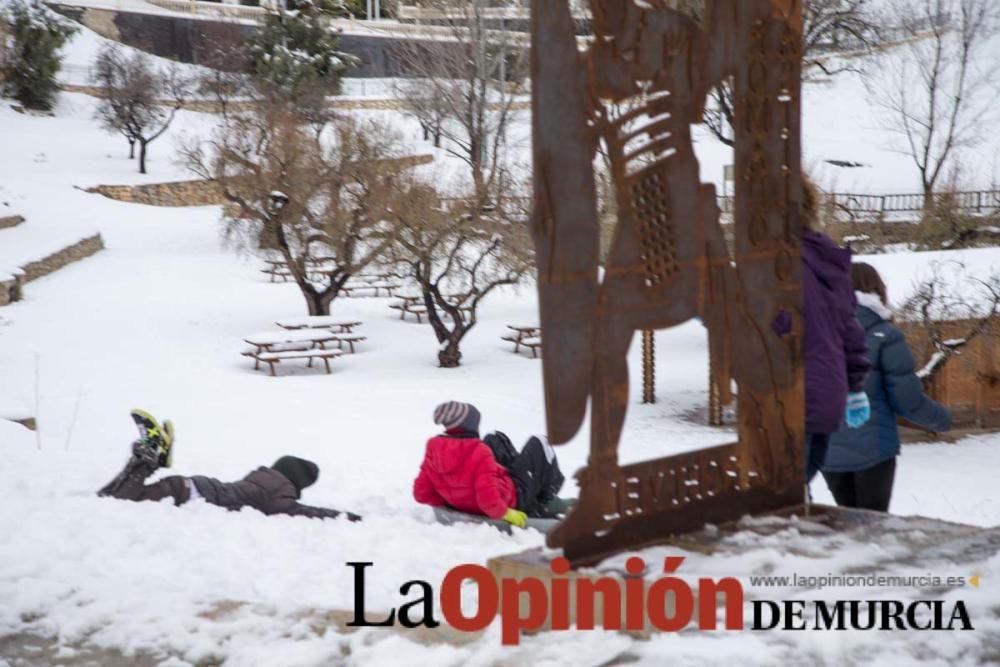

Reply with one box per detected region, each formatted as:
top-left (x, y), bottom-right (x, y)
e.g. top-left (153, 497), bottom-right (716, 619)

top-left (822, 458), bottom-right (897, 512)
top-left (806, 432), bottom-right (831, 483)
top-left (508, 436), bottom-right (564, 517)
top-left (98, 452), bottom-right (190, 506)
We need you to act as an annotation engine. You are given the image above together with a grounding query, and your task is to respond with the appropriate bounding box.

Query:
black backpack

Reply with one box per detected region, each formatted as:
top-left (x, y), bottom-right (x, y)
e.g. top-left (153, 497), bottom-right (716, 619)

top-left (483, 430), bottom-right (518, 469)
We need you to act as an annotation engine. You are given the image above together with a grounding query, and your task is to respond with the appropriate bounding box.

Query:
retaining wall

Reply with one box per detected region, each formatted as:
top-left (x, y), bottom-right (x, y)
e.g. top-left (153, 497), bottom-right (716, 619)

top-left (0, 215), bottom-right (26, 230)
top-left (19, 235), bottom-right (106, 283)
top-left (87, 180), bottom-right (227, 207)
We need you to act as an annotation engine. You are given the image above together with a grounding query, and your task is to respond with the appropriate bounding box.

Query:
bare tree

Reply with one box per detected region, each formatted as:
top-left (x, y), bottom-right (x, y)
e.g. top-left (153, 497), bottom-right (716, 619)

top-left (390, 189), bottom-right (535, 368)
top-left (391, 0), bottom-right (527, 205)
top-left (197, 40), bottom-right (251, 120)
top-left (898, 260), bottom-right (1000, 384)
top-left (92, 45), bottom-right (188, 174)
top-left (868, 0), bottom-right (999, 206)
top-left (183, 107), bottom-right (410, 316)
top-left (804, 0), bottom-right (882, 72)
top-left (704, 0), bottom-right (881, 146)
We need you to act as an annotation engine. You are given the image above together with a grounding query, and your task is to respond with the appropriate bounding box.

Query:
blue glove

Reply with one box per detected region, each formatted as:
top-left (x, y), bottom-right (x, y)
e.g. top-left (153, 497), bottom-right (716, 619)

top-left (845, 392), bottom-right (871, 428)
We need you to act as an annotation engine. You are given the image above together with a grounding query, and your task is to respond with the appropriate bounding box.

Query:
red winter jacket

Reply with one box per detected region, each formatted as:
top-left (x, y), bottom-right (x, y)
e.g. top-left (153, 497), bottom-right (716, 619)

top-left (413, 430), bottom-right (517, 519)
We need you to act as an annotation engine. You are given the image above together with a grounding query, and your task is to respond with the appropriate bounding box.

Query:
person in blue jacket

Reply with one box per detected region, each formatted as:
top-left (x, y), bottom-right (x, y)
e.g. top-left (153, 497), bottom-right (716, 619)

top-left (822, 263), bottom-right (951, 511)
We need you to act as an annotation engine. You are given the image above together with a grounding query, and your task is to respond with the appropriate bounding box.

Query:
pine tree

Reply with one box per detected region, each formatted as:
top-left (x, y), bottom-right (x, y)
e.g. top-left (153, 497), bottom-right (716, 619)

top-left (1, 1), bottom-right (76, 111)
top-left (247, 2), bottom-right (356, 118)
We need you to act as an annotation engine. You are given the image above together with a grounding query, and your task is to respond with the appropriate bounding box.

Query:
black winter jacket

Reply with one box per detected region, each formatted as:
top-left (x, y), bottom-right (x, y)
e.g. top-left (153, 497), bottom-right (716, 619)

top-left (190, 467), bottom-right (360, 521)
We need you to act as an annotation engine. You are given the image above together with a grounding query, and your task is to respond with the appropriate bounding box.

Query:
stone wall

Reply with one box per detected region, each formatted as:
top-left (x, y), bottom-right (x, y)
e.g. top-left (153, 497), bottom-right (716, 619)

top-left (0, 215), bottom-right (25, 230)
top-left (87, 180), bottom-right (227, 207)
top-left (19, 235), bottom-right (105, 283)
top-left (0, 274), bottom-right (22, 307)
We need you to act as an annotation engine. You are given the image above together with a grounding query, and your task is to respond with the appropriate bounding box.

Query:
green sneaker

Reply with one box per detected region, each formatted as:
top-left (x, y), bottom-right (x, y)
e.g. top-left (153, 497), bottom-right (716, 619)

top-left (162, 420), bottom-right (175, 468)
top-left (130, 409), bottom-right (171, 468)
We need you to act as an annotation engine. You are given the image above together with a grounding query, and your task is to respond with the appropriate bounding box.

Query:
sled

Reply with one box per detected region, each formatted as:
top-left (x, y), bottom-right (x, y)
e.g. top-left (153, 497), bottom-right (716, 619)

top-left (432, 507), bottom-right (559, 535)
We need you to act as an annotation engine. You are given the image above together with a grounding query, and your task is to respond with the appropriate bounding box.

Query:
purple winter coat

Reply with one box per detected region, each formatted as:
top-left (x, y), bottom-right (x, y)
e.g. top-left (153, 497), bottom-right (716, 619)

top-left (801, 231), bottom-right (870, 434)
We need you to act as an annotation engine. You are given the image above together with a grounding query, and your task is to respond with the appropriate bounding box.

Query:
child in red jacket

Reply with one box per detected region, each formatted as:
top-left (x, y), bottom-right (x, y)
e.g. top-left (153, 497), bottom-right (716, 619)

top-left (413, 401), bottom-right (564, 528)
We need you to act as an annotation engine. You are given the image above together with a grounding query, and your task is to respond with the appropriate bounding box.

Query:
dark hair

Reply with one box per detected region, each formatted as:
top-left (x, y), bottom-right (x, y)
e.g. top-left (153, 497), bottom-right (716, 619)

top-left (852, 262), bottom-right (888, 305)
top-left (801, 174), bottom-right (820, 231)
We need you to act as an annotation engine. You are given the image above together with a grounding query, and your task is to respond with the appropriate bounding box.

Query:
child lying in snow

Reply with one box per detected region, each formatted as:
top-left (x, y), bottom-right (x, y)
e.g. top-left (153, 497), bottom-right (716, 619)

top-left (98, 409), bottom-right (361, 522)
top-left (413, 401), bottom-right (566, 528)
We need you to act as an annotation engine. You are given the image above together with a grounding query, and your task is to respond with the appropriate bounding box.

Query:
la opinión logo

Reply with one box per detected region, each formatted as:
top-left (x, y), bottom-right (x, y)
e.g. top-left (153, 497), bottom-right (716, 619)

top-left (346, 557), bottom-right (974, 645)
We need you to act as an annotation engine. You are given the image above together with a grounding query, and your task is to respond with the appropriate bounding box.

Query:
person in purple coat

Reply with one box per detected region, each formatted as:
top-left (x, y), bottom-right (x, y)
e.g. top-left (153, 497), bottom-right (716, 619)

top-left (799, 180), bottom-right (872, 481)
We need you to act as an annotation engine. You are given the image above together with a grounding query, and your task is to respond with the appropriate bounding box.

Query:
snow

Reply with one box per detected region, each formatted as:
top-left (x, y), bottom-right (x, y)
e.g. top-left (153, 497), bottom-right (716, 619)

top-left (0, 16), bottom-right (999, 667)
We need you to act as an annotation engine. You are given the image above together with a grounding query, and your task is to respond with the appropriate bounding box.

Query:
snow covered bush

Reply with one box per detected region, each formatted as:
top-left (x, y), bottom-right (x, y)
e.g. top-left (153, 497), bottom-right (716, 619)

top-left (1, 0), bottom-right (76, 110)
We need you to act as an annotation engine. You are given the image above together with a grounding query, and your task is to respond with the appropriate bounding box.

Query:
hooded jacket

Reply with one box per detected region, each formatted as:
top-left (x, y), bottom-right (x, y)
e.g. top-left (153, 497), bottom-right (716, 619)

top-left (190, 466), bottom-right (359, 521)
top-left (412, 429), bottom-right (517, 519)
top-left (801, 230), bottom-right (871, 433)
top-left (823, 294), bottom-right (951, 472)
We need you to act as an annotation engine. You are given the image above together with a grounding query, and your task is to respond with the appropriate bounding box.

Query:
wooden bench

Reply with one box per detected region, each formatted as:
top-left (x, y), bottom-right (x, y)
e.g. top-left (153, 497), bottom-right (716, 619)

top-left (276, 317), bottom-right (362, 334)
top-left (256, 348), bottom-right (344, 376)
top-left (331, 333), bottom-right (366, 354)
top-left (520, 336), bottom-right (542, 358)
top-left (261, 265), bottom-right (293, 283)
top-left (504, 325), bottom-right (542, 356)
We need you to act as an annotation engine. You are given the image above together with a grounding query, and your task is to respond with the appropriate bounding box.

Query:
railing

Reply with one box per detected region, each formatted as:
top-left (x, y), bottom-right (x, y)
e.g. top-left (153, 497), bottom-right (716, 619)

top-left (718, 190), bottom-right (1000, 218)
top-left (829, 190), bottom-right (1000, 216)
top-left (143, 0), bottom-right (267, 20)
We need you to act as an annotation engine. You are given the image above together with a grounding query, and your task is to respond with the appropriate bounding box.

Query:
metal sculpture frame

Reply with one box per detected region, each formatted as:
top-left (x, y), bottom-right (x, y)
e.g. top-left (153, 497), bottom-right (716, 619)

top-left (532, 0), bottom-right (806, 565)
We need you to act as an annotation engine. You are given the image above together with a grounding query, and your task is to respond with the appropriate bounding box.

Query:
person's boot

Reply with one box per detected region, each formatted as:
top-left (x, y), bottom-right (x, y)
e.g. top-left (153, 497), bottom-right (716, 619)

top-left (161, 419), bottom-right (175, 468)
top-left (130, 409), bottom-right (172, 468)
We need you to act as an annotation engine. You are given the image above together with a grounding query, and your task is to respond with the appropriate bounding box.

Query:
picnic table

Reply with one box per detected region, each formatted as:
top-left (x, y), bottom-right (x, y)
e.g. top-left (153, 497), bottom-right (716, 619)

top-left (389, 294), bottom-right (473, 323)
top-left (242, 329), bottom-right (346, 376)
top-left (351, 273), bottom-right (394, 284)
top-left (341, 281), bottom-right (400, 298)
top-left (275, 317), bottom-right (362, 333)
top-left (503, 325), bottom-right (542, 357)
top-left (261, 264), bottom-right (293, 283)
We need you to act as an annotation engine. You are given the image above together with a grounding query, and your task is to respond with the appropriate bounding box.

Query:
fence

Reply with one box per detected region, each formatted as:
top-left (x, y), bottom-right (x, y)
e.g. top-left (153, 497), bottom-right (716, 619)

top-left (143, 0), bottom-right (266, 21)
top-left (828, 190), bottom-right (1000, 216)
top-left (717, 190), bottom-right (1000, 220)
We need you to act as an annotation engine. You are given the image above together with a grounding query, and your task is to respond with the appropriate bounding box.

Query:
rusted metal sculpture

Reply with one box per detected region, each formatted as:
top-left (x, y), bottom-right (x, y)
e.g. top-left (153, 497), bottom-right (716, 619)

top-left (532, 0), bottom-right (805, 564)
top-left (641, 330), bottom-right (655, 404)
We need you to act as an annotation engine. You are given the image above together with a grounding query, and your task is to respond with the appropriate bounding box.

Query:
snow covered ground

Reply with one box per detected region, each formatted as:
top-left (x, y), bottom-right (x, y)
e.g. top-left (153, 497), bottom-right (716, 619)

top-left (1, 19), bottom-right (1000, 667)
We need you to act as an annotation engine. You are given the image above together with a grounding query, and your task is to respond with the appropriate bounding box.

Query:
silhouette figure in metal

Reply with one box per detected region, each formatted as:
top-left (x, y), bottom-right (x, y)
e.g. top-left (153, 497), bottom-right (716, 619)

top-left (531, 0), bottom-right (806, 564)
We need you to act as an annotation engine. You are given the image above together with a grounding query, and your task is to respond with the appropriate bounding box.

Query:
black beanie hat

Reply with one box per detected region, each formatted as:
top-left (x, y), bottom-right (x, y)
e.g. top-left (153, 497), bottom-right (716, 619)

top-left (272, 456), bottom-right (319, 496)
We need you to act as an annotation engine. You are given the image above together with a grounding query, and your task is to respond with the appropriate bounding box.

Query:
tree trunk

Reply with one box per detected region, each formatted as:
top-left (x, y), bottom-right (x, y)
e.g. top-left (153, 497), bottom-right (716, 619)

top-left (138, 140), bottom-right (148, 174)
top-left (437, 337), bottom-right (463, 368)
top-left (303, 289), bottom-right (334, 316)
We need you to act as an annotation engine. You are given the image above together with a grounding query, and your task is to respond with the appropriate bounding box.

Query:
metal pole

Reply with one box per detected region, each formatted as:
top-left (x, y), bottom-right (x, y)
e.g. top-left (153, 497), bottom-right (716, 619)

top-left (366, 0), bottom-right (372, 21)
top-left (374, 0), bottom-right (380, 20)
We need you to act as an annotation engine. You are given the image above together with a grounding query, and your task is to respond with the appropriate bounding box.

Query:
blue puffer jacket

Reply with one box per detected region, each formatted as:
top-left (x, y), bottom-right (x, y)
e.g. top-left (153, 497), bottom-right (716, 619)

top-left (823, 295), bottom-right (951, 473)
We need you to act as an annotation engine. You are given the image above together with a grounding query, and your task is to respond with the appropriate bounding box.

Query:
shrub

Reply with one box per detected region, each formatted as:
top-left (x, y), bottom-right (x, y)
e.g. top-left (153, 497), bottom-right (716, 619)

top-left (1, 1), bottom-right (77, 110)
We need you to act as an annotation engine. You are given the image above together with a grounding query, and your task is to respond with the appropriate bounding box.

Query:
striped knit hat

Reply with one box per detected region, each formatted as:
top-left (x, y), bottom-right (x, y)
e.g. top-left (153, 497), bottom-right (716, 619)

top-left (433, 401), bottom-right (481, 433)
